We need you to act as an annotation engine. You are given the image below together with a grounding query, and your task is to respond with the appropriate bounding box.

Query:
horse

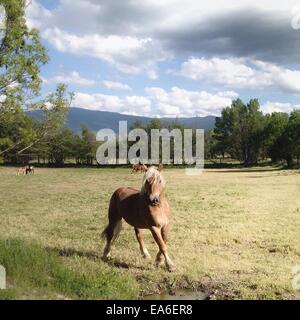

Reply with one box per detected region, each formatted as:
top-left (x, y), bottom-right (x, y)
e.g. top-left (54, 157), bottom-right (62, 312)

top-left (16, 165), bottom-right (34, 176)
top-left (16, 166), bottom-right (27, 176)
top-left (101, 165), bottom-right (176, 272)
top-left (132, 163), bottom-right (148, 173)
top-left (26, 165), bottom-right (34, 175)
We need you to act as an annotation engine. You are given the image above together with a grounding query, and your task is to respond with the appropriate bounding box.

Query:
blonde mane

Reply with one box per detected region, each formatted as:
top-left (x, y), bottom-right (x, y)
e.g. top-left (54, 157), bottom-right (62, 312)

top-left (141, 166), bottom-right (165, 193)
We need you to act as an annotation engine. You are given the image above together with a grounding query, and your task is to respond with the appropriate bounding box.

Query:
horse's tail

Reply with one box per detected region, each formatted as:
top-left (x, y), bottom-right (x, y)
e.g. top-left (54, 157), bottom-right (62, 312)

top-left (101, 220), bottom-right (122, 244)
top-left (101, 191), bottom-right (122, 244)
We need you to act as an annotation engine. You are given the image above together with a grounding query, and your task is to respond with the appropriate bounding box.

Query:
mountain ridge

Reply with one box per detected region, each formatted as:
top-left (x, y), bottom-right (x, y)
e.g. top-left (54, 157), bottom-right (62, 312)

top-left (28, 107), bottom-right (216, 133)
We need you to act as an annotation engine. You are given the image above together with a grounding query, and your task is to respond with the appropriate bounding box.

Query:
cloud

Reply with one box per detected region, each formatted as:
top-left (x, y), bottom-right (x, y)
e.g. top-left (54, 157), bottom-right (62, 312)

top-left (27, 0), bottom-right (300, 79)
top-left (53, 71), bottom-right (95, 86)
top-left (73, 88), bottom-right (300, 117)
top-left (72, 86), bottom-right (238, 117)
top-left (146, 87), bottom-right (239, 117)
top-left (40, 76), bottom-right (49, 84)
top-left (158, 6), bottom-right (300, 64)
top-left (179, 57), bottom-right (300, 94)
top-left (41, 27), bottom-right (168, 79)
top-left (73, 92), bottom-right (152, 115)
top-left (261, 101), bottom-right (300, 114)
top-left (102, 80), bottom-right (131, 91)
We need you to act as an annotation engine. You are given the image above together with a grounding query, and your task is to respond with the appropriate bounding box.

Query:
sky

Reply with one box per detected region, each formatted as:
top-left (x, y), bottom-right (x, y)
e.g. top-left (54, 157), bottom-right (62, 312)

top-left (25, 0), bottom-right (300, 117)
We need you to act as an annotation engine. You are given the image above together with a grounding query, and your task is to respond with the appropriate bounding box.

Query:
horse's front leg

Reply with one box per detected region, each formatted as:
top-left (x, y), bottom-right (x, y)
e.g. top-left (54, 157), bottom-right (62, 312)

top-left (155, 225), bottom-right (168, 266)
top-left (134, 228), bottom-right (151, 259)
top-left (150, 226), bottom-right (176, 272)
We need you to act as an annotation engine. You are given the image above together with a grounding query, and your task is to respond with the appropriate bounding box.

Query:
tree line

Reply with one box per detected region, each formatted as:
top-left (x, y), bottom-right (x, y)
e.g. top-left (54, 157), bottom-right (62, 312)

top-left (5, 102), bottom-right (297, 167)
top-left (208, 99), bottom-right (300, 167)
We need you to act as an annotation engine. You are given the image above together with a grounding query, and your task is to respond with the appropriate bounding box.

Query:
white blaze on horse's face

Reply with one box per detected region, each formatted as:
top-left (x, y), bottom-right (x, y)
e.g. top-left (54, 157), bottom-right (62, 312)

top-left (147, 180), bottom-right (161, 206)
top-left (142, 167), bottom-right (165, 206)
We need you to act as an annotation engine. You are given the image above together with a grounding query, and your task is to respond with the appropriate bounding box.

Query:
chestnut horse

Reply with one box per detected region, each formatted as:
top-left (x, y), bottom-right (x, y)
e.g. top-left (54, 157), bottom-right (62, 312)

top-left (132, 163), bottom-right (147, 173)
top-left (102, 165), bottom-right (176, 272)
top-left (16, 166), bottom-right (27, 176)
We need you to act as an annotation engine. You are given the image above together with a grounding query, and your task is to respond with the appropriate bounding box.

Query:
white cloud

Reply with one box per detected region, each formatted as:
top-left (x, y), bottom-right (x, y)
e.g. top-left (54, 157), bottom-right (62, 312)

top-left (73, 92), bottom-right (152, 115)
top-left (73, 87), bottom-right (238, 117)
top-left (146, 87), bottom-right (238, 117)
top-left (179, 57), bottom-right (300, 94)
top-left (41, 27), bottom-right (168, 78)
top-left (102, 80), bottom-right (131, 91)
top-left (73, 89), bottom-right (300, 117)
top-left (54, 71), bottom-right (95, 86)
top-left (40, 76), bottom-right (49, 84)
top-left (261, 101), bottom-right (300, 114)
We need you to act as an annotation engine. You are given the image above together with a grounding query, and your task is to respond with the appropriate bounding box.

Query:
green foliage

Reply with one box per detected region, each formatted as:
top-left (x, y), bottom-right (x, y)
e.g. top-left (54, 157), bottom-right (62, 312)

top-left (0, 1), bottom-right (72, 158)
top-left (214, 99), bottom-right (266, 165)
top-left (0, 84), bottom-right (72, 158)
top-left (264, 112), bottom-right (289, 161)
top-left (270, 110), bottom-right (300, 167)
top-left (0, 0), bottom-right (48, 100)
top-left (214, 99), bottom-right (300, 167)
top-left (47, 128), bottom-right (77, 165)
top-left (76, 124), bottom-right (97, 165)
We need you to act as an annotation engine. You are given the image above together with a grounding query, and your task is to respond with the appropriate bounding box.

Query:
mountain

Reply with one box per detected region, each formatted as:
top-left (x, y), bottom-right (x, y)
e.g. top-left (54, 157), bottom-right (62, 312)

top-left (28, 107), bottom-right (216, 133)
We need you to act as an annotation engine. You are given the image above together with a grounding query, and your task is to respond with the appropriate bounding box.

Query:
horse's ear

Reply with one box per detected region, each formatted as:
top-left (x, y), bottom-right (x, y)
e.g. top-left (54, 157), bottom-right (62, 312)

top-left (158, 163), bottom-right (163, 171)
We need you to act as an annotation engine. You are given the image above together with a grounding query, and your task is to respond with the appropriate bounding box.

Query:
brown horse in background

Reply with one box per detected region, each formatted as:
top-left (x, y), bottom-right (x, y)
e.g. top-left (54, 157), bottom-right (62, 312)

top-left (102, 165), bottom-right (176, 272)
top-left (132, 163), bottom-right (148, 173)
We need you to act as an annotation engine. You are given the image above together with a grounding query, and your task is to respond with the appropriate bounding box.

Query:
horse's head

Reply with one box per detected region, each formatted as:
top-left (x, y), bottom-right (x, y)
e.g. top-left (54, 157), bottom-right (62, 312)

top-left (141, 165), bottom-right (165, 206)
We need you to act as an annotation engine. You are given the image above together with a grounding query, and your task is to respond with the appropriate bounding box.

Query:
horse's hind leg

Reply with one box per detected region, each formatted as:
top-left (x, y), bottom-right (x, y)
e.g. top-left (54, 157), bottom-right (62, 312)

top-left (102, 196), bottom-right (122, 260)
top-left (102, 219), bottom-right (122, 259)
top-left (134, 228), bottom-right (151, 259)
top-left (102, 227), bottom-right (113, 260)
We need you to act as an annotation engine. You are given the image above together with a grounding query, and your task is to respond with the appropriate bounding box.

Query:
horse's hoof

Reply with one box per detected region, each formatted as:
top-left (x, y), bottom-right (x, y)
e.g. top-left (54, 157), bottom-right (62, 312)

top-left (142, 249), bottom-right (151, 259)
top-left (155, 259), bottom-right (164, 267)
top-left (167, 264), bottom-right (176, 272)
top-left (102, 253), bottom-right (111, 261)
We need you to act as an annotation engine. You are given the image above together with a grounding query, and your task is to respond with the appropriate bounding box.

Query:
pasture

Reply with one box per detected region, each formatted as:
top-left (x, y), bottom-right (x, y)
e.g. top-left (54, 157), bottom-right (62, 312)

top-left (0, 166), bottom-right (299, 300)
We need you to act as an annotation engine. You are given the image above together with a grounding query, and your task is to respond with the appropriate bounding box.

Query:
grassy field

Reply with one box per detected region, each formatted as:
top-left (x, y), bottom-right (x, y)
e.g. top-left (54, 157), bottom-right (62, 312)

top-left (0, 166), bottom-right (299, 300)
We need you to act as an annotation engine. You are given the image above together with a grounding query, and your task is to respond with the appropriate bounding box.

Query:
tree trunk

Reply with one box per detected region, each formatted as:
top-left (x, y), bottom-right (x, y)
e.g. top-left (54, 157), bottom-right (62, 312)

top-left (286, 155), bottom-right (294, 168)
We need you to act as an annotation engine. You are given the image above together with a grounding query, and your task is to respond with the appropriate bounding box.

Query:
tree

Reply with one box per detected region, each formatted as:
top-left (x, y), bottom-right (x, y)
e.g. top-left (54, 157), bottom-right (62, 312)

top-left (204, 129), bottom-right (218, 159)
top-left (0, 0), bottom-right (48, 99)
top-left (0, 83), bottom-right (73, 158)
top-left (214, 99), bottom-right (266, 165)
top-left (76, 124), bottom-right (96, 165)
top-left (263, 112), bottom-right (289, 161)
top-left (47, 128), bottom-right (77, 165)
top-left (272, 110), bottom-right (300, 167)
top-left (0, 1), bottom-right (72, 158)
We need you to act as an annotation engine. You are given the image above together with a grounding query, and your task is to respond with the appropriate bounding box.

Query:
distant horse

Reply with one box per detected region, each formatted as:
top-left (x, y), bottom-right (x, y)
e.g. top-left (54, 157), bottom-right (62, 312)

top-left (16, 165), bottom-right (34, 176)
top-left (102, 165), bottom-right (176, 272)
top-left (26, 165), bottom-right (34, 175)
top-left (16, 166), bottom-right (27, 176)
top-left (132, 163), bottom-right (148, 173)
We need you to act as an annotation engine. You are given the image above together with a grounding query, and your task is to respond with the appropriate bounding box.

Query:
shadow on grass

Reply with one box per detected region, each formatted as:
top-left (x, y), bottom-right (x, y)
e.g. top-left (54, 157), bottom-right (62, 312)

top-left (105, 258), bottom-right (151, 271)
top-left (48, 246), bottom-right (150, 271)
top-left (47, 246), bottom-right (100, 261)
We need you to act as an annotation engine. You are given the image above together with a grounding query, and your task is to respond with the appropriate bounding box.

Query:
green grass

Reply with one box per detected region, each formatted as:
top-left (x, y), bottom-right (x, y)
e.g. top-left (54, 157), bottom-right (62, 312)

top-left (0, 238), bottom-right (138, 299)
top-left (0, 166), bottom-right (300, 299)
